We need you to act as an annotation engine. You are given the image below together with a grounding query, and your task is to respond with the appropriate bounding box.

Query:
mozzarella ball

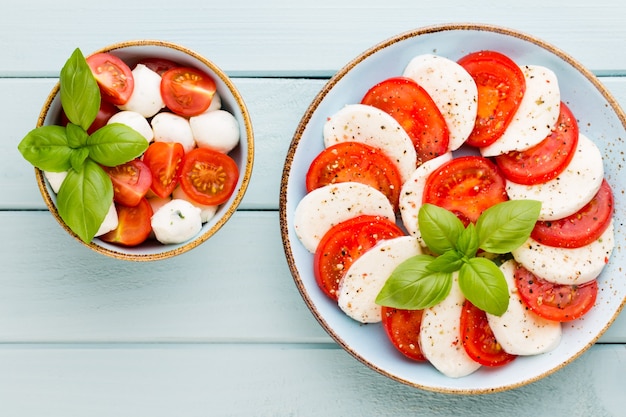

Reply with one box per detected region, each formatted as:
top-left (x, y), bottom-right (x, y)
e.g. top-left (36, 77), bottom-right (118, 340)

top-left (205, 91), bottom-right (222, 112)
top-left (94, 201), bottom-right (119, 237)
top-left (107, 110), bottom-right (153, 142)
top-left (118, 64), bottom-right (165, 118)
top-left (190, 110), bottom-right (240, 153)
top-left (151, 199), bottom-right (203, 244)
top-left (44, 170), bottom-right (68, 193)
top-left (147, 195), bottom-right (172, 214)
top-left (151, 112), bottom-right (196, 153)
top-left (172, 186), bottom-right (218, 223)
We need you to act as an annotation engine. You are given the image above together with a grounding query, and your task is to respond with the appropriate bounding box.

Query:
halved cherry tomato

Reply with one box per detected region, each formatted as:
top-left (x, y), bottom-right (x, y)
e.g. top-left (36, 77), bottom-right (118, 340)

top-left (86, 53), bottom-right (134, 105)
top-left (305, 142), bottom-right (402, 210)
top-left (381, 306), bottom-right (426, 361)
top-left (460, 300), bottom-right (517, 367)
top-left (143, 141), bottom-right (185, 198)
top-left (160, 67), bottom-right (217, 117)
top-left (423, 156), bottom-right (508, 225)
top-left (458, 50), bottom-right (526, 147)
top-left (179, 147), bottom-right (239, 206)
top-left (531, 179), bottom-right (614, 248)
top-left (514, 264), bottom-right (598, 322)
top-left (100, 198), bottom-right (153, 247)
top-left (314, 215), bottom-right (405, 300)
top-left (138, 57), bottom-right (180, 75)
top-left (495, 102), bottom-right (579, 185)
top-left (361, 76), bottom-right (450, 165)
top-left (103, 159), bottom-right (152, 207)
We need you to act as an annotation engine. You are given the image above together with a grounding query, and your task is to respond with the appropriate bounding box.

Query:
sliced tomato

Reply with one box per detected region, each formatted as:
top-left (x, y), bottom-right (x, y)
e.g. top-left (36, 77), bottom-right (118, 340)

top-left (138, 57), bottom-right (180, 75)
top-left (381, 306), bottom-right (426, 361)
top-left (458, 50), bottom-right (526, 147)
top-left (100, 198), bottom-right (153, 247)
top-left (103, 159), bottom-right (152, 207)
top-left (495, 102), bottom-right (579, 185)
top-left (423, 155), bottom-right (508, 225)
top-left (179, 147), bottom-right (239, 206)
top-left (361, 76), bottom-right (449, 165)
top-left (514, 264), bottom-right (598, 322)
top-left (160, 67), bottom-right (217, 117)
top-left (460, 300), bottom-right (517, 366)
top-left (86, 53), bottom-right (134, 105)
top-left (314, 215), bottom-right (405, 300)
top-left (143, 141), bottom-right (185, 198)
top-left (305, 142), bottom-right (402, 210)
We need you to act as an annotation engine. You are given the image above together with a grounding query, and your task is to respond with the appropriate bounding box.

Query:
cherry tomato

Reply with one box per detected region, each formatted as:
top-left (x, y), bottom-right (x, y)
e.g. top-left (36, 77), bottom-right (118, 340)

top-left (103, 159), bottom-right (152, 207)
top-left (495, 102), bottom-right (579, 185)
top-left (60, 99), bottom-right (119, 135)
top-left (179, 147), bottom-right (239, 206)
top-left (160, 67), bottom-right (217, 117)
top-left (361, 76), bottom-right (449, 165)
top-left (314, 215), bottom-right (405, 300)
top-left (381, 306), bottom-right (426, 361)
top-left (514, 264), bottom-right (598, 322)
top-left (143, 141), bottom-right (185, 198)
top-left (138, 57), bottom-right (180, 75)
top-left (423, 156), bottom-right (508, 225)
top-left (460, 300), bottom-right (517, 366)
top-left (86, 53), bottom-right (134, 105)
top-left (305, 142), bottom-right (402, 210)
top-left (100, 198), bottom-right (153, 247)
top-left (458, 50), bottom-right (526, 147)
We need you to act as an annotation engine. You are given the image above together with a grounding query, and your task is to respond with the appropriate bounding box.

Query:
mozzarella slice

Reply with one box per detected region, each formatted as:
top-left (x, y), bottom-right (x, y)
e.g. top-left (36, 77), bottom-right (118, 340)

top-left (293, 182), bottom-right (395, 253)
top-left (512, 220), bottom-right (614, 285)
top-left (487, 260), bottom-right (562, 356)
top-left (419, 273), bottom-right (481, 378)
top-left (505, 133), bottom-right (604, 221)
top-left (481, 65), bottom-right (561, 157)
top-left (337, 236), bottom-right (421, 323)
top-left (323, 104), bottom-right (417, 183)
top-left (402, 54), bottom-right (478, 151)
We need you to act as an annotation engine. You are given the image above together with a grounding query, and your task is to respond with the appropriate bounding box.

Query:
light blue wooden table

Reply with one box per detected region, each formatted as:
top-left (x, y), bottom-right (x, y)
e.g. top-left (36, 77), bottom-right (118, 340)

top-left (1, 1), bottom-right (625, 416)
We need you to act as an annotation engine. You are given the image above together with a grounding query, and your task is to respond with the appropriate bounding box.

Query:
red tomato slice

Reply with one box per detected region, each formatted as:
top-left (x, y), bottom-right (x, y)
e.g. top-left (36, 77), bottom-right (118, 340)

top-left (138, 57), bottom-right (180, 75)
top-left (458, 50), bottom-right (526, 147)
top-left (314, 215), bottom-right (405, 300)
top-left (86, 53), bottom-right (134, 105)
top-left (100, 198), bottom-right (153, 247)
top-left (381, 306), bottom-right (426, 361)
top-left (305, 142), bottom-right (402, 210)
top-left (460, 300), bottom-right (517, 367)
top-left (179, 147), bottom-right (239, 206)
top-left (531, 179), bottom-right (614, 248)
top-left (103, 159), bottom-right (153, 207)
top-left (514, 264), bottom-right (598, 322)
top-left (143, 141), bottom-right (185, 198)
top-left (495, 102), bottom-right (579, 185)
top-left (361, 76), bottom-right (450, 165)
top-left (160, 67), bottom-right (217, 117)
top-left (423, 155), bottom-right (508, 225)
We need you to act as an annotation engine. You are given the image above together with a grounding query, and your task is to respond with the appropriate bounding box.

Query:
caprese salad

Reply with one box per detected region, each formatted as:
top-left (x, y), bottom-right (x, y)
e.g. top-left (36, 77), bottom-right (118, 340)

top-left (292, 50), bottom-right (615, 378)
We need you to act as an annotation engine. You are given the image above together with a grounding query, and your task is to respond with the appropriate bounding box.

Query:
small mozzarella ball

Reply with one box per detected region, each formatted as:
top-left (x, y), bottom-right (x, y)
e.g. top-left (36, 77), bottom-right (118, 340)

top-left (151, 199), bottom-right (203, 244)
top-left (119, 64), bottom-right (165, 118)
top-left (94, 201), bottom-right (119, 237)
top-left (172, 186), bottom-right (218, 223)
top-left (190, 110), bottom-right (240, 153)
top-left (44, 171), bottom-right (68, 193)
top-left (107, 110), bottom-right (153, 142)
top-left (204, 91), bottom-right (222, 112)
top-left (151, 112), bottom-right (196, 153)
top-left (147, 195), bottom-right (172, 214)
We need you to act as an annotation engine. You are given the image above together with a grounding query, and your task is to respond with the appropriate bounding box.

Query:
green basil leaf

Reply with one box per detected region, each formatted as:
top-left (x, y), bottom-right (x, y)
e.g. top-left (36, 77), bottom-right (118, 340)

top-left (87, 123), bottom-right (149, 167)
top-left (56, 159), bottom-right (113, 243)
top-left (60, 48), bottom-right (100, 131)
top-left (418, 203), bottom-right (465, 255)
top-left (70, 148), bottom-right (89, 172)
top-left (457, 222), bottom-right (479, 258)
top-left (458, 257), bottom-right (509, 316)
top-left (376, 254), bottom-right (453, 310)
top-left (427, 250), bottom-right (464, 273)
top-left (17, 125), bottom-right (72, 172)
top-left (66, 122), bottom-right (89, 149)
top-left (476, 200), bottom-right (542, 254)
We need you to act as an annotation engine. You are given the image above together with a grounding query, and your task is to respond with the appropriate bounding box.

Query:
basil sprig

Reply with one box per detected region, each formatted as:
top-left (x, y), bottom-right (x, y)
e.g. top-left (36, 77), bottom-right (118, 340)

top-left (376, 200), bottom-right (541, 316)
top-left (18, 48), bottom-right (148, 243)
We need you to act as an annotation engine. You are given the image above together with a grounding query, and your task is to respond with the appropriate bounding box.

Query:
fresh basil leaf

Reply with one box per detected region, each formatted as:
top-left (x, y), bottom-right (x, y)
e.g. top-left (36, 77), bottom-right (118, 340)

top-left (476, 200), bottom-right (542, 254)
top-left (427, 250), bottom-right (464, 273)
top-left (457, 222), bottom-right (479, 258)
top-left (418, 203), bottom-right (465, 255)
top-left (56, 159), bottom-right (113, 243)
top-left (87, 123), bottom-right (149, 167)
top-left (66, 122), bottom-right (89, 149)
top-left (458, 257), bottom-right (509, 316)
top-left (60, 48), bottom-right (100, 131)
top-left (376, 254), bottom-right (453, 310)
top-left (17, 125), bottom-right (72, 172)
top-left (70, 148), bottom-right (89, 172)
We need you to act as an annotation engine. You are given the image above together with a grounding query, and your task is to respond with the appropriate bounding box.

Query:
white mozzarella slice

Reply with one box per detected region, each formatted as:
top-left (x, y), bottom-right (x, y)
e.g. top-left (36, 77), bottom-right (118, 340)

top-left (322, 104), bottom-right (417, 183)
top-left (293, 182), bottom-right (395, 253)
top-left (487, 260), bottom-right (562, 356)
top-left (337, 236), bottom-right (421, 323)
top-left (403, 54), bottom-right (478, 151)
top-left (481, 65), bottom-right (561, 157)
top-left (512, 220), bottom-right (614, 285)
top-left (399, 152), bottom-right (453, 242)
top-left (419, 273), bottom-right (481, 378)
top-left (505, 133), bottom-right (604, 221)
